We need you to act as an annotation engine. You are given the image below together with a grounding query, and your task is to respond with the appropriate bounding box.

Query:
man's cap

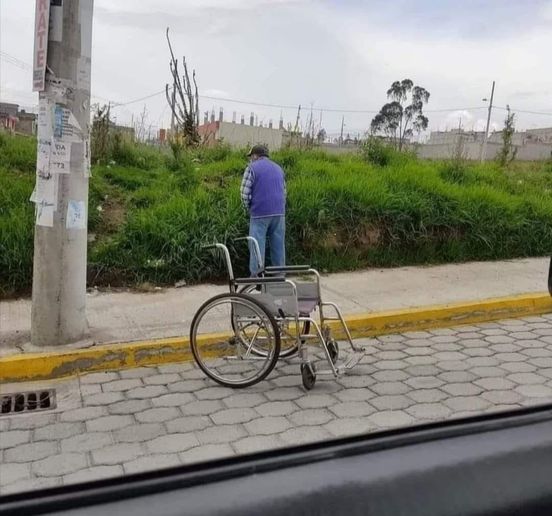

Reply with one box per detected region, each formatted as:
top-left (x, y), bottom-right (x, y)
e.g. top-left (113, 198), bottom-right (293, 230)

top-left (247, 144), bottom-right (269, 157)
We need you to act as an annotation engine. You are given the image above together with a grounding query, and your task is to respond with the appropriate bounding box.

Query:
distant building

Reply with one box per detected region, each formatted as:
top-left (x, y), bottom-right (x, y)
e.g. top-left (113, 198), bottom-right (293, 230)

top-left (524, 127), bottom-right (552, 144)
top-left (110, 123), bottom-right (135, 141)
top-left (198, 120), bottom-right (289, 150)
top-left (16, 110), bottom-right (37, 136)
top-left (0, 102), bottom-right (37, 135)
top-left (419, 127), bottom-right (552, 161)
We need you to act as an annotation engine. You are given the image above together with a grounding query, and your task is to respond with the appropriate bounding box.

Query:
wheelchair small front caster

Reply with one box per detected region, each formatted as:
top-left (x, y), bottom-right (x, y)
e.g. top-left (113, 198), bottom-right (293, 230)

top-left (328, 339), bottom-right (339, 365)
top-left (301, 363), bottom-right (316, 390)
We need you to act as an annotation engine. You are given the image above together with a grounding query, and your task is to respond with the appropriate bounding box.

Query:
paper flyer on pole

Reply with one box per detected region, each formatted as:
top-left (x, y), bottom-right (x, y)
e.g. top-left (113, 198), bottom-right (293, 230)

top-left (36, 204), bottom-right (55, 227)
top-left (66, 200), bottom-right (87, 230)
top-left (50, 140), bottom-right (71, 174)
top-left (37, 139), bottom-right (51, 176)
top-left (53, 104), bottom-right (84, 142)
top-left (34, 174), bottom-right (58, 206)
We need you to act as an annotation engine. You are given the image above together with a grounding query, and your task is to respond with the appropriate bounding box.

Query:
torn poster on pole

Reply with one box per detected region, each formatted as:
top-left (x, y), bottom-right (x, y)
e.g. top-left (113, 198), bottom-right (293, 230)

top-left (37, 139), bottom-right (51, 176)
top-left (84, 139), bottom-right (91, 178)
top-left (36, 204), bottom-right (55, 227)
top-left (38, 97), bottom-right (54, 135)
top-left (45, 77), bottom-right (75, 104)
top-left (33, 0), bottom-right (51, 91)
top-left (33, 173), bottom-right (58, 207)
top-left (66, 200), bottom-right (87, 230)
top-left (53, 104), bottom-right (84, 141)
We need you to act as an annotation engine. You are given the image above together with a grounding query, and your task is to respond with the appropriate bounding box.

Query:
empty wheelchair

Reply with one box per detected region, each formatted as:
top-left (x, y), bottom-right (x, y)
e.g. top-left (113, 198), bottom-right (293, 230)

top-left (189, 239), bottom-right (365, 390)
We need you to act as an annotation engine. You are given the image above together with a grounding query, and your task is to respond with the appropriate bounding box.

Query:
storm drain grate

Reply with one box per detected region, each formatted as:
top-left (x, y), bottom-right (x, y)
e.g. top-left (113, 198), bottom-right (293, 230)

top-left (0, 389), bottom-right (56, 416)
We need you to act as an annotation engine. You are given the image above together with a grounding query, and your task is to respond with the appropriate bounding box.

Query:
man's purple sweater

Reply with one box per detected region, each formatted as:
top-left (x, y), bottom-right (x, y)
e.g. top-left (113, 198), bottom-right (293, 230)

top-left (241, 157), bottom-right (286, 218)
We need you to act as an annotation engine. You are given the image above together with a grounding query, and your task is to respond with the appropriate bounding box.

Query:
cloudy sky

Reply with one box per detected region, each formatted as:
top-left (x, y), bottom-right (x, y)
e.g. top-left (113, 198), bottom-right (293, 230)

top-left (1, 0), bottom-right (552, 139)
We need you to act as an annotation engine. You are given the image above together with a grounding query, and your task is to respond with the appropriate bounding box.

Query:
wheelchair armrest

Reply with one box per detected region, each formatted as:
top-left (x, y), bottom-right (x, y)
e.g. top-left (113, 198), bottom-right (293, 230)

top-left (265, 265), bottom-right (311, 272)
top-left (234, 277), bottom-right (287, 285)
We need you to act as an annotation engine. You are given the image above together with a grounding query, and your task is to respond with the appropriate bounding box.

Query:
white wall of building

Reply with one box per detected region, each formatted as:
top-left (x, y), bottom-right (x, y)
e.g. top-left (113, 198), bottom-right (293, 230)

top-left (217, 122), bottom-right (284, 151)
top-left (417, 141), bottom-right (552, 161)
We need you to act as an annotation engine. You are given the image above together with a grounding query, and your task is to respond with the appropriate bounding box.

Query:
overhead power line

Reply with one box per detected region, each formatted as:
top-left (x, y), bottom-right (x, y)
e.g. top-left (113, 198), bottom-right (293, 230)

top-left (0, 51), bottom-right (32, 70)
top-left (109, 86), bottom-right (490, 115)
top-left (1, 49), bottom-right (550, 118)
top-left (494, 106), bottom-right (552, 117)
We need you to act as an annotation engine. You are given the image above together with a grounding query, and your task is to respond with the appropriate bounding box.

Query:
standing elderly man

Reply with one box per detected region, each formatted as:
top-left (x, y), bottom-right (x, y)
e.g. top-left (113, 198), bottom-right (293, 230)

top-left (240, 144), bottom-right (286, 276)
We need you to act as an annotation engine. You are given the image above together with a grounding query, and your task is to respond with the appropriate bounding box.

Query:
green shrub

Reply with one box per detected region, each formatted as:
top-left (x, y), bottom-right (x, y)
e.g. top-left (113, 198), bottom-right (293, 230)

top-left (0, 133), bottom-right (36, 172)
top-left (361, 137), bottom-right (395, 167)
top-left (110, 139), bottom-right (165, 170)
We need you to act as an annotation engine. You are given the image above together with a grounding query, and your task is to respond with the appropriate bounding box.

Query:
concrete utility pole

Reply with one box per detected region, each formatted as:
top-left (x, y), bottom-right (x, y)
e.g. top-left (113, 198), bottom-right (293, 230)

top-left (31, 0), bottom-right (94, 346)
top-left (339, 116), bottom-right (345, 146)
top-left (480, 80), bottom-right (495, 162)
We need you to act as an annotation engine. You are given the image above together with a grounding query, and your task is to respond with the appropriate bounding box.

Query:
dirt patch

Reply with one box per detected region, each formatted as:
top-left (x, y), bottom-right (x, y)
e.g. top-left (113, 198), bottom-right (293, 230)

top-left (101, 197), bottom-right (126, 233)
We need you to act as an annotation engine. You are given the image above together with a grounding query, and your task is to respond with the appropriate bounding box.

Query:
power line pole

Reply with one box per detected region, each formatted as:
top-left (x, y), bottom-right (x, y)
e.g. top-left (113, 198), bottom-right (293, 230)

top-left (31, 0), bottom-right (95, 346)
top-left (339, 116), bottom-right (345, 146)
top-left (480, 80), bottom-right (495, 163)
top-left (293, 104), bottom-right (301, 132)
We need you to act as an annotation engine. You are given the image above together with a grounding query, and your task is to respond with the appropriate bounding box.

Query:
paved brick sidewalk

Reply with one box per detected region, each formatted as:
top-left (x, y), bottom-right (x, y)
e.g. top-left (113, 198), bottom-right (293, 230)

top-left (3, 314), bottom-right (552, 495)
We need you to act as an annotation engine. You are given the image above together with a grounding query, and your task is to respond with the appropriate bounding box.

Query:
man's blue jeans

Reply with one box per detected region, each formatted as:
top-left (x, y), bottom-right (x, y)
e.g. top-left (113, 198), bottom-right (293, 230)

top-left (249, 216), bottom-right (286, 276)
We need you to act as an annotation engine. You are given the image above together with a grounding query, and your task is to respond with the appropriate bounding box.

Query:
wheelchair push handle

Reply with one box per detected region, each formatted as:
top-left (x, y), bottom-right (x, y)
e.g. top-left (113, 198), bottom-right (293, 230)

top-left (233, 236), bottom-right (263, 271)
top-left (201, 243), bottom-right (234, 281)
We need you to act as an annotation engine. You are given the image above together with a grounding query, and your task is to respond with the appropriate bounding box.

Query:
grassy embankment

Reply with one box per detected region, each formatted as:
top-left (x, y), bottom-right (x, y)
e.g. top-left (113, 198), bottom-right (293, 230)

top-left (2, 132), bottom-right (552, 298)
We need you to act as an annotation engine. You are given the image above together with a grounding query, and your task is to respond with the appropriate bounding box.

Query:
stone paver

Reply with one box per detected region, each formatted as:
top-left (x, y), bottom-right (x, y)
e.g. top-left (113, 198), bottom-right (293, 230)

top-left (180, 444), bottom-right (235, 464)
top-left (406, 403), bottom-right (452, 420)
top-left (0, 463), bottom-right (31, 486)
top-left (86, 415), bottom-right (134, 432)
top-left (92, 443), bottom-right (144, 466)
top-left (61, 432), bottom-right (112, 453)
top-left (115, 423), bottom-right (166, 443)
top-left (244, 416), bottom-right (292, 435)
top-left (124, 454), bottom-right (181, 474)
top-left (4, 315), bottom-right (552, 494)
top-left (34, 422), bottom-right (84, 442)
top-left (256, 401), bottom-right (299, 417)
top-left (64, 465), bottom-right (123, 484)
top-left (0, 430), bottom-right (31, 449)
top-left (4, 441), bottom-right (57, 463)
top-left (33, 453), bottom-right (88, 477)
top-left (146, 433), bottom-right (199, 454)
top-left (102, 379), bottom-right (142, 392)
top-left (166, 416), bottom-right (211, 434)
top-left (135, 407), bottom-right (181, 423)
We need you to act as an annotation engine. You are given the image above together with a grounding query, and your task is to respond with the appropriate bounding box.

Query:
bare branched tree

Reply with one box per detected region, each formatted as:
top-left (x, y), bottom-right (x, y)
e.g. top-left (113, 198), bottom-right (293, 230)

top-left (91, 103), bottom-right (111, 164)
top-left (134, 105), bottom-right (148, 142)
top-left (165, 28), bottom-right (200, 147)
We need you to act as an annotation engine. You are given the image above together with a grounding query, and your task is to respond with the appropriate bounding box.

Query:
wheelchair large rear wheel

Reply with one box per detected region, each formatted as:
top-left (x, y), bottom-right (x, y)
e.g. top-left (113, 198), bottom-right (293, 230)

top-left (232, 284), bottom-right (309, 358)
top-left (190, 293), bottom-right (281, 388)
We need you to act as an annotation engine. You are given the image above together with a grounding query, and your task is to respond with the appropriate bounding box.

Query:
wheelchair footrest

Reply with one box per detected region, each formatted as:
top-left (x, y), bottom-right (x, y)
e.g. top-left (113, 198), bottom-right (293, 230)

top-left (340, 351), bottom-right (365, 371)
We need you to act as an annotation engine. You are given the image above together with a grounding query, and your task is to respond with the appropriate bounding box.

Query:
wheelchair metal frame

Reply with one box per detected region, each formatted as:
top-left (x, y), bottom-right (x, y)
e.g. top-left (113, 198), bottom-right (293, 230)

top-left (197, 240), bottom-right (364, 388)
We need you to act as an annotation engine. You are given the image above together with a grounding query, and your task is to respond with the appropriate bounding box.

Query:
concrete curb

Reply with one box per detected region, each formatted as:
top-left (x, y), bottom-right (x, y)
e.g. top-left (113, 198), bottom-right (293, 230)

top-left (2, 292), bottom-right (551, 383)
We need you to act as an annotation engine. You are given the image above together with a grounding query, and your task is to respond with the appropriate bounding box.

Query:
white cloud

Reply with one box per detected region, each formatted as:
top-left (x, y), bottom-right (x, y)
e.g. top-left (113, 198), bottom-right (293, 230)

top-left (96, 0), bottom-right (308, 14)
top-left (2, 0), bottom-right (552, 134)
top-left (542, 1), bottom-right (552, 20)
top-left (442, 110), bottom-right (474, 131)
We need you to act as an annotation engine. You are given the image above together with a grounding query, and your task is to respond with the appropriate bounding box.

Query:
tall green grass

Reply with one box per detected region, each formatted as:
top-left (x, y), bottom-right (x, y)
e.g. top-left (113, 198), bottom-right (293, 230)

top-left (2, 133), bottom-right (552, 297)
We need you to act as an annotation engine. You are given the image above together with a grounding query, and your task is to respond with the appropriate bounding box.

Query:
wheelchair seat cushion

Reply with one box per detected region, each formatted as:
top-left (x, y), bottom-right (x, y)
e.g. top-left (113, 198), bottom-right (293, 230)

top-left (298, 299), bottom-right (318, 316)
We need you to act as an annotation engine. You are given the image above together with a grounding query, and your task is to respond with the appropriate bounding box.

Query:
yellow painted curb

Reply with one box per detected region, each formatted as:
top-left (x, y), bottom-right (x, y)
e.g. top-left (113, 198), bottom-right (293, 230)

top-left (2, 292), bottom-right (551, 383)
